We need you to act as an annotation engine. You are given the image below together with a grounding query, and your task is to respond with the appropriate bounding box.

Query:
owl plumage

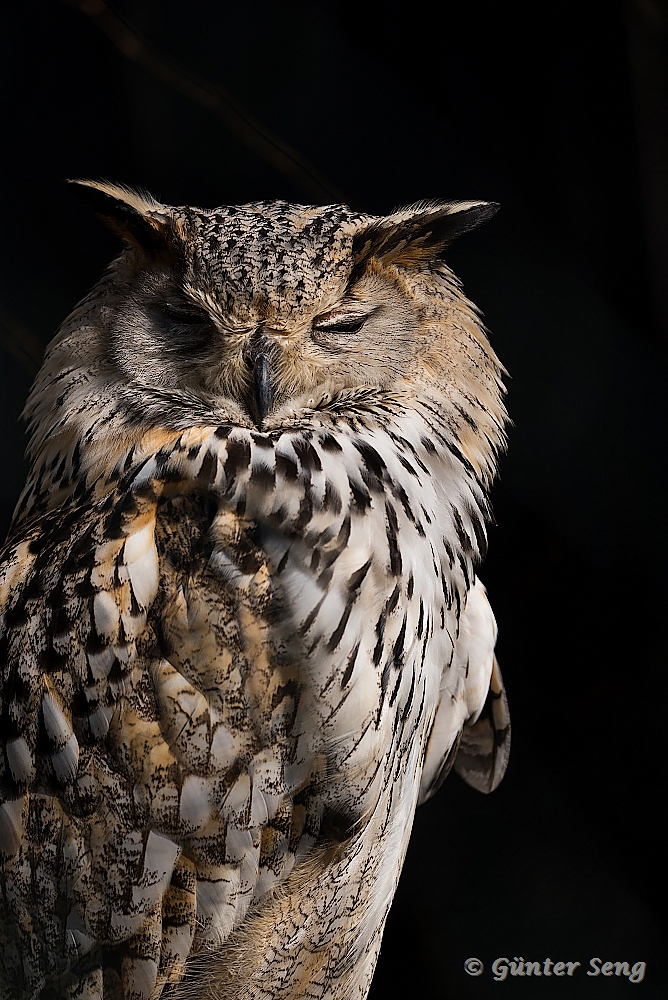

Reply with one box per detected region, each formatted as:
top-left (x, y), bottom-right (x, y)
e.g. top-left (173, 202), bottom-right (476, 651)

top-left (0, 183), bottom-right (510, 1000)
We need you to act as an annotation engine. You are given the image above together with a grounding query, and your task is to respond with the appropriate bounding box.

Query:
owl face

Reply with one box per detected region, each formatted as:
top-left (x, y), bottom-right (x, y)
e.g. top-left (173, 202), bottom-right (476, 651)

top-left (77, 182), bottom-right (499, 430)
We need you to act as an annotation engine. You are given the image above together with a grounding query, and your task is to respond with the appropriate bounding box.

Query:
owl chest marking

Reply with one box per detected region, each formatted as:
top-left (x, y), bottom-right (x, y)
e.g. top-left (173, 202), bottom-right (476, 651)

top-left (141, 417), bottom-right (481, 813)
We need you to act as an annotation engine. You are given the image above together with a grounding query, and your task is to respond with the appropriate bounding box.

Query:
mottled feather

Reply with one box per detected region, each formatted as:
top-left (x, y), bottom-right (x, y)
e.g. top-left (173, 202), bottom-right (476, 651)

top-left (1, 187), bottom-right (509, 1000)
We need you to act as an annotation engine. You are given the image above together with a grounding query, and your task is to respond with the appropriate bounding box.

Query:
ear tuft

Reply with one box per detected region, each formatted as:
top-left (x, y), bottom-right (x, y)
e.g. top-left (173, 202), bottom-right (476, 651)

top-left (68, 179), bottom-right (179, 257)
top-left (352, 200), bottom-right (499, 272)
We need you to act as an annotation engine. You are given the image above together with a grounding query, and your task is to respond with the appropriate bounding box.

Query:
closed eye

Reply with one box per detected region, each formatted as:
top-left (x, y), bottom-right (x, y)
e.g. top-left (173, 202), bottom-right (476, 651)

top-left (312, 311), bottom-right (370, 336)
top-left (161, 300), bottom-right (213, 326)
top-left (149, 299), bottom-right (217, 355)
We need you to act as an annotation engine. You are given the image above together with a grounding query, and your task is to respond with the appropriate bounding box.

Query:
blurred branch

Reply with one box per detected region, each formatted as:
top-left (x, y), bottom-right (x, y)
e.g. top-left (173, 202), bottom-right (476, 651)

top-left (67, 0), bottom-right (350, 206)
top-left (0, 305), bottom-right (43, 376)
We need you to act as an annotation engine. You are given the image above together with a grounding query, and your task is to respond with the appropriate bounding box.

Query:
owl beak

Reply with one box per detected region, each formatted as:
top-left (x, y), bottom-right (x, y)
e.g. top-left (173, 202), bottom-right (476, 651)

top-left (245, 334), bottom-right (275, 425)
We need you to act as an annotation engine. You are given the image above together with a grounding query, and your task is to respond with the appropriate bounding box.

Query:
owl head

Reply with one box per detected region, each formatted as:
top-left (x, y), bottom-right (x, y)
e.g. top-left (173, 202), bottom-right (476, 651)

top-left (21, 182), bottom-right (505, 514)
top-left (66, 181), bottom-right (501, 421)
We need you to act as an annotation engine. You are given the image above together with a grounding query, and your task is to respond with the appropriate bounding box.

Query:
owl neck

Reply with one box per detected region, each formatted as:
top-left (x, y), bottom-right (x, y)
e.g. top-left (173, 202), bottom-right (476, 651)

top-left (13, 382), bottom-right (499, 563)
top-left (13, 293), bottom-right (504, 532)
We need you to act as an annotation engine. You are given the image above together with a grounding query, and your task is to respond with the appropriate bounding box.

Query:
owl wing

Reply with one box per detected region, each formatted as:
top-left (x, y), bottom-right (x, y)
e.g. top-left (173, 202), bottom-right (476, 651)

top-left (418, 579), bottom-right (510, 804)
top-left (0, 429), bottom-right (313, 1000)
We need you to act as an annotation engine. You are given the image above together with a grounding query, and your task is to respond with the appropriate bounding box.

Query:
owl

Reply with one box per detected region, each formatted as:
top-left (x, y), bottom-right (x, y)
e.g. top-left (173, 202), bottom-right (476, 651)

top-left (0, 182), bottom-right (510, 1000)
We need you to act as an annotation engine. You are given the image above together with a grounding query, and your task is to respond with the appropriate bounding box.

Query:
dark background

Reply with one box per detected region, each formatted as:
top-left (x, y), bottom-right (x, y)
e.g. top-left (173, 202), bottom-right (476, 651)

top-left (1, 1), bottom-right (666, 996)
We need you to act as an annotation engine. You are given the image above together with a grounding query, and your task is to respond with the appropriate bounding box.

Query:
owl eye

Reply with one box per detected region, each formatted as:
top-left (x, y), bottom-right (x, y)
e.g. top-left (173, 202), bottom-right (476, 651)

top-left (312, 312), bottom-right (369, 336)
top-left (151, 299), bottom-right (215, 350)
top-left (161, 301), bottom-right (213, 327)
top-left (150, 299), bottom-right (216, 353)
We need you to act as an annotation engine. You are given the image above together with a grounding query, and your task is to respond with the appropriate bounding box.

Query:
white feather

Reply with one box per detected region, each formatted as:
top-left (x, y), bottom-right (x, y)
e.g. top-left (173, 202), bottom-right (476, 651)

top-left (179, 775), bottom-right (211, 833)
top-left (92, 590), bottom-right (120, 640)
top-left (125, 541), bottom-right (159, 610)
top-left (51, 733), bottom-right (80, 783)
top-left (0, 796), bottom-right (26, 856)
top-left (87, 645), bottom-right (116, 681)
top-left (5, 737), bottom-right (35, 784)
top-left (195, 867), bottom-right (238, 944)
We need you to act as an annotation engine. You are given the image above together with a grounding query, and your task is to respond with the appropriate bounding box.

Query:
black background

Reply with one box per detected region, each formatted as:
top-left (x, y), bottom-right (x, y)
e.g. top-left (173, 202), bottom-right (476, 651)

top-left (1, 1), bottom-right (666, 996)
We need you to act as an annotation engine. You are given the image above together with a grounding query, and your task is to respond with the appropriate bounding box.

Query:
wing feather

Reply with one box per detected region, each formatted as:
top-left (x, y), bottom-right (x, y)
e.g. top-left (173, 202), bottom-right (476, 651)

top-left (418, 578), bottom-right (510, 803)
top-left (454, 656), bottom-right (510, 794)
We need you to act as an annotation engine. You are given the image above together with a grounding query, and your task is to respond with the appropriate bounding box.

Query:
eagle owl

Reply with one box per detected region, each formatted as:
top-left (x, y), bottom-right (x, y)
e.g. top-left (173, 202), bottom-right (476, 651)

top-left (0, 182), bottom-right (510, 1000)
